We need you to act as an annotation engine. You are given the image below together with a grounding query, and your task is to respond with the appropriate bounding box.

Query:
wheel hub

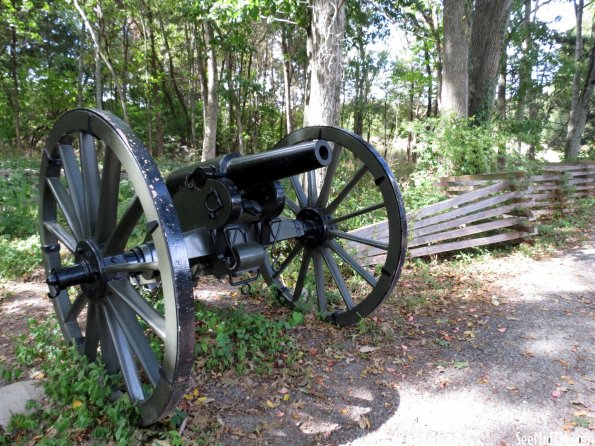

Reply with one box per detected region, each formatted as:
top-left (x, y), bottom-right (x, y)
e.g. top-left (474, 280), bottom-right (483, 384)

top-left (46, 239), bottom-right (107, 301)
top-left (297, 207), bottom-right (333, 248)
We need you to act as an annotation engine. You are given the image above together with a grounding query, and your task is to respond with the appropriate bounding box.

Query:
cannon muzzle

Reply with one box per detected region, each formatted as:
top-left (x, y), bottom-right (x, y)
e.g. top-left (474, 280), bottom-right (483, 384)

top-left (225, 139), bottom-right (331, 186)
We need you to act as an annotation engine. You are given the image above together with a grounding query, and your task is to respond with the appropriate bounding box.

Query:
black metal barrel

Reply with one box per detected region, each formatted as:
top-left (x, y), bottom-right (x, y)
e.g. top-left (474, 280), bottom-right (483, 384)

top-left (224, 139), bottom-right (331, 186)
top-left (166, 140), bottom-right (331, 193)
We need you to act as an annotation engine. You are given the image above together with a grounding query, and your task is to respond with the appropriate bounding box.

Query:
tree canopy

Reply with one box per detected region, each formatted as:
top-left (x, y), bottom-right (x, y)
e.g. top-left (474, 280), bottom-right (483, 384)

top-left (0, 0), bottom-right (593, 168)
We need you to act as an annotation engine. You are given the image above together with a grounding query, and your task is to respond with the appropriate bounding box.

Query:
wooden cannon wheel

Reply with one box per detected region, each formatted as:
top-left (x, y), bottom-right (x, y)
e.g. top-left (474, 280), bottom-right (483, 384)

top-left (262, 127), bottom-right (407, 326)
top-left (39, 108), bottom-right (194, 425)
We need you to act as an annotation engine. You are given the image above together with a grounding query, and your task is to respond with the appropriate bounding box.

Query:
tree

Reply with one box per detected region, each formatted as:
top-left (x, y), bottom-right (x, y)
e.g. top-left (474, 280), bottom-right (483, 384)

top-left (565, 0), bottom-right (595, 159)
top-left (441, 0), bottom-right (469, 117)
top-left (303, 0), bottom-right (345, 127)
top-left (468, 0), bottom-right (514, 121)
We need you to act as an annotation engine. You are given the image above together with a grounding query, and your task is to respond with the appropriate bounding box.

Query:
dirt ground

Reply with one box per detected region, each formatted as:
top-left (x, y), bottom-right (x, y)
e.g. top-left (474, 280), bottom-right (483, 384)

top-left (0, 234), bottom-right (593, 445)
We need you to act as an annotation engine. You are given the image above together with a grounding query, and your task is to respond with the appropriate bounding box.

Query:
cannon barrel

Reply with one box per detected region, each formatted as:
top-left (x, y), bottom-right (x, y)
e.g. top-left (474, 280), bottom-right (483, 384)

top-left (166, 139), bottom-right (332, 193)
top-left (225, 139), bottom-right (331, 185)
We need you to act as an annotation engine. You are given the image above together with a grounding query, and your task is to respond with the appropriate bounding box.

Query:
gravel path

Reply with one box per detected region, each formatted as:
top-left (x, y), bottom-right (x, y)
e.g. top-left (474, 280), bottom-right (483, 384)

top-left (344, 235), bottom-right (595, 446)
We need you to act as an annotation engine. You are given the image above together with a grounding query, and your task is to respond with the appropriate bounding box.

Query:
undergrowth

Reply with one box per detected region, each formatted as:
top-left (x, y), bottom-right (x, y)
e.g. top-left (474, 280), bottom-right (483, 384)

top-left (195, 303), bottom-right (303, 374)
top-left (0, 319), bottom-right (140, 446)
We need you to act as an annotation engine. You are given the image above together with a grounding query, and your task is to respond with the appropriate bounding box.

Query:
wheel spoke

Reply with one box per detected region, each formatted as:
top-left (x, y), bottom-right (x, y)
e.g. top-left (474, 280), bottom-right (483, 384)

top-left (316, 144), bottom-right (343, 208)
top-left (95, 148), bottom-right (121, 243)
top-left (328, 202), bottom-right (385, 226)
top-left (292, 248), bottom-right (311, 302)
top-left (102, 303), bottom-right (145, 401)
top-left (107, 296), bottom-right (161, 388)
top-left (80, 132), bottom-right (101, 236)
top-left (43, 220), bottom-right (77, 253)
top-left (96, 304), bottom-right (120, 374)
top-left (104, 261), bottom-right (160, 274)
top-left (285, 197), bottom-right (300, 215)
top-left (326, 164), bottom-right (367, 214)
top-left (307, 170), bottom-right (317, 207)
top-left (84, 302), bottom-right (100, 361)
top-left (65, 293), bottom-right (87, 323)
top-left (313, 250), bottom-right (327, 313)
top-left (108, 280), bottom-right (166, 340)
top-left (321, 247), bottom-right (355, 310)
top-left (46, 177), bottom-right (84, 240)
top-left (59, 144), bottom-right (86, 234)
top-left (329, 229), bottom-right (389, 251)
top-left (290, 175), bottom-right (308, 209)
top-left (103, 196), bottom-right (142, 255)
top-left (272, 243), bottom-right (303, 279)
top-left (328, 240), bottom-right (377, 287)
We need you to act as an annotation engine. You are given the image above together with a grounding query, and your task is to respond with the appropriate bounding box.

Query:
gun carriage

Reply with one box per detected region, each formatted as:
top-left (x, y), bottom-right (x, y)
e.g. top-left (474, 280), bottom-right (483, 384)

top-left (38, 108), bottom-right (407, 424)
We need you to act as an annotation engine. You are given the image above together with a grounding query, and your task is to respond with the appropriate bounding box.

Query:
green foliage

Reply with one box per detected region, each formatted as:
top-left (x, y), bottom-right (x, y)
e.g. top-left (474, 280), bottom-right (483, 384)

top-left (0, 160), bottom-right (43, 279)
top-left (401, 169), bottom-right (448, 212)
top-left (0, 163), bottom-right (38, 238)
top-left (194, 303), bottom-right (302, 374)
top-left (0, 234), bottom-right (41, 279)
top-left (411, 115), bottom-right (503, 176)
top-left (4, 319), bottom-right (140, 446)
top-left (0, 362), bottom-right (23, 383)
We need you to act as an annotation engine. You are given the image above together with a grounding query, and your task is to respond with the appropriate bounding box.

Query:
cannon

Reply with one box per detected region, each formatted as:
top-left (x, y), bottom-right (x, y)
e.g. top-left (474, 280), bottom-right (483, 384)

top-left (38, 108), bottom-right (407, 424)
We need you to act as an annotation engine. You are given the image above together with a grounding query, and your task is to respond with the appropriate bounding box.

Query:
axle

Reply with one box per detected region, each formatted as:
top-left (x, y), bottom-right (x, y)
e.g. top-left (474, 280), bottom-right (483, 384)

top-left (46, 216), bottom-right (326, 296)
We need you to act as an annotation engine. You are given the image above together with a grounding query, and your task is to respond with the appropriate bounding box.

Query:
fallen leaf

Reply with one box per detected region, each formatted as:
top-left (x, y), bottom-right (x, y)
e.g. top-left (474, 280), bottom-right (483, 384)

top-left (496, 327), bottom-right (507, 333)
top-left (454, 360), bottom-right (469, 369)
top-left (358, 415), bottom-right (371, 429)
top-left (266, 400), bottom-right (277, 408)
top-left (359, 346), bottom-right (381, 353)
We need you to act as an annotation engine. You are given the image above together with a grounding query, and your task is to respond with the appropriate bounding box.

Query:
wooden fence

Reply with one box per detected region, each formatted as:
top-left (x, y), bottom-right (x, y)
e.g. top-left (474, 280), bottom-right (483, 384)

top-left (349, 161), bottom-right (595, 263)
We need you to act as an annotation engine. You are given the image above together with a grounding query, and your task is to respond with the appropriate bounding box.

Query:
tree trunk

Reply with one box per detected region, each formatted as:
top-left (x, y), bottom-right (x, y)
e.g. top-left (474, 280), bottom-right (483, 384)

top-left (468, 0), bottom-right (513, 121)
top-left (303, 0), bottom-right (345, 127)
top-left (353, 40), bottom-right (365, 135)
top-left (441, 0), bottom-right (469, 117)
top-left (281, 25), bottom-right (294, 134)
top-left (201, 22), bottom-right (218, 162)
top-left (185, 22), bottom-right (198, 150)
top-left (121, 17), bottom-right (129, 114)
top-left (139, 11), bottom-right (153, 152)
top-left (407, 79), bottom-right (415, 162)
top-left (74, 0), bottom-right (128, 122)
top-left (147, 6), bottom-right (163, 156)
top-left (77, 22), bottom-right (85, 107)
top-left (95, 47), bottom-right (103, 109)
top-left (425, 48), bottom-right (433, 118)
top-left (516, 0), bottom-right (532, 123)
top-left (497, 49), bottom-right (507, 118)
top-left (566, 6), bottom-right (595, 160)
top-left (159, 14), bottom-right (191, 143)
top-left (9, 21), bottom-right (23, 152)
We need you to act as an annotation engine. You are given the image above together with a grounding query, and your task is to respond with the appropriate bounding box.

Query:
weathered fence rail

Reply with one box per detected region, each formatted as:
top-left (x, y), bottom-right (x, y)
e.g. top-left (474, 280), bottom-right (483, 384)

top-left (349, 161), bottom-right (595, 262)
